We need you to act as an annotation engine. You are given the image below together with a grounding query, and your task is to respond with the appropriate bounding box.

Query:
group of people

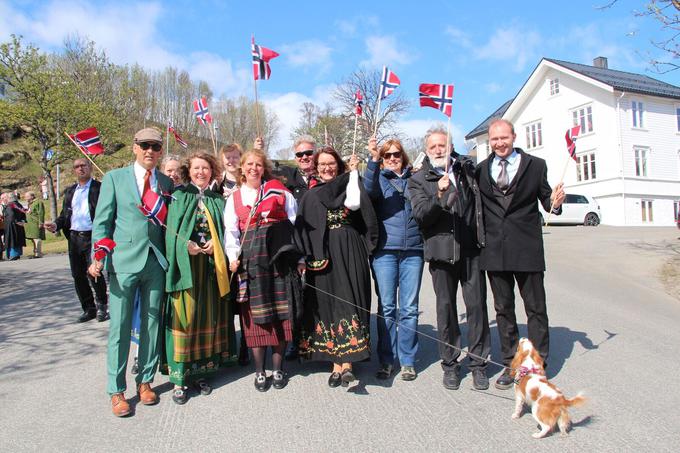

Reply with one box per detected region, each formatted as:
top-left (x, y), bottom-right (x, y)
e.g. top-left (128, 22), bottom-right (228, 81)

top-left (29, 118), bottom-right (564, 418)
top-left (0, 190), bottom-right (46, 261)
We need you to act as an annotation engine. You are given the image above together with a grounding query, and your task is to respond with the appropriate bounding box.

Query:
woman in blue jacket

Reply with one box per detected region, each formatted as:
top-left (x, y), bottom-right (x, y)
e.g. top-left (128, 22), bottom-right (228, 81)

top-left (364, 137), bottom-right (424, 381)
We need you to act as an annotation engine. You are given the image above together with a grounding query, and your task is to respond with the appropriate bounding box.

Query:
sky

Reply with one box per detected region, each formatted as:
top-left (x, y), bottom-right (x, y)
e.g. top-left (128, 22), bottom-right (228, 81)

top-left (2, 0), bottom-right (679, 155)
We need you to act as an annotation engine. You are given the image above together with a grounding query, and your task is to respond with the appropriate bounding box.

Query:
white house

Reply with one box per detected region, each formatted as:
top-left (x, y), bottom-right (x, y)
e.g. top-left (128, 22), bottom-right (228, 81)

top-left (465, 57), bottom-right (680, 226)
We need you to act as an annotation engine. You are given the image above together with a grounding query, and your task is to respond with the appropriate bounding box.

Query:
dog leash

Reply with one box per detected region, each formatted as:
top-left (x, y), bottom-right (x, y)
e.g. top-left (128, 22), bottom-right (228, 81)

top-left (303, 280), bottom-right (513, 372)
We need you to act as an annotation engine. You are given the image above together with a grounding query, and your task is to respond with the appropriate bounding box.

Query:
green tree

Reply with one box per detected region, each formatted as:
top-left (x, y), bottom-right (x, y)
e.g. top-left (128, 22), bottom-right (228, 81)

top-left (0, 35), bottom-right (122, 220)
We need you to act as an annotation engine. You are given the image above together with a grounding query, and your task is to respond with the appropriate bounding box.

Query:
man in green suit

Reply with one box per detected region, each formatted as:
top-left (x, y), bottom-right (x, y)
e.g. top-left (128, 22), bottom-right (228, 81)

top-left (89, 128), bottom-right (173, 417)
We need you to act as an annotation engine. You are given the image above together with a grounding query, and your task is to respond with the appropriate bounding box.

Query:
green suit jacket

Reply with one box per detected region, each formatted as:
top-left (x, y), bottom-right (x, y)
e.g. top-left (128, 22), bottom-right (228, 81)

top-left (92, 165), bottom-right (173, 274)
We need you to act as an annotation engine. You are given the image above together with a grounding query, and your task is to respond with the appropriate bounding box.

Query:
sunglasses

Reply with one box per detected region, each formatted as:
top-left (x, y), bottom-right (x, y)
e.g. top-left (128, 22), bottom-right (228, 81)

top-left (138, 142), bottom-right (162, 152)
top-left (295, 149), bottom-right (314, 158)
top-left (384, 151), bottom-right (402, 160)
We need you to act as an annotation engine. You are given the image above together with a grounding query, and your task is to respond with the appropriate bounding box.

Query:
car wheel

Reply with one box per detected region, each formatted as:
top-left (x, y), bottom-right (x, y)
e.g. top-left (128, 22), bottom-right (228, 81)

top-left (584, 212), bottom-right (600, 226)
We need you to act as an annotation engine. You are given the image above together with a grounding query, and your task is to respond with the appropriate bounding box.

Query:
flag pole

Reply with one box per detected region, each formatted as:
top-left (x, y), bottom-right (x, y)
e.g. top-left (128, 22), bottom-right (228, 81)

top-left (352, 112), bottom-right (359, 156)
top-left (445, 115), bottom-right (452, 173)
top-left (373, 95), bottom-right (382, 138)
top-left (209, 120), bottom-right (218, 156)
top-left (63, 132), bottom-right (105, 176)
top-left (324, 125), bottom-right (329, 146)
top-left (544, 158), bottom-right (571, 227)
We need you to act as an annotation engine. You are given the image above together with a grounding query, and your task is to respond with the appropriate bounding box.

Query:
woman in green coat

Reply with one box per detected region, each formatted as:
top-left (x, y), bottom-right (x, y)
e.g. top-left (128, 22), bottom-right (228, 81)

top-left (161, 151), bottom-right (236, 405)
top-left (24, 191), bottom-right (44, 258)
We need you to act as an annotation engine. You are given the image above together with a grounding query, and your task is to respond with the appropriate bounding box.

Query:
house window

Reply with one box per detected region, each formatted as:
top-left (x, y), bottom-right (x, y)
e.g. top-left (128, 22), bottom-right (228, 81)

top-left (632, 100), bottom-right (644, 128)
top-left (524, 121), bottom-right (543, 149)
top-left (549, 78), bottom-right (559, 96)
top-left (634, 147), bottom-right (648, 177)
top-left (576, 152), bottom-right (597, 181)
top-left (572, 105), bottom-right (593, 133)
top-left (641, 200), bottom-right (653, 223)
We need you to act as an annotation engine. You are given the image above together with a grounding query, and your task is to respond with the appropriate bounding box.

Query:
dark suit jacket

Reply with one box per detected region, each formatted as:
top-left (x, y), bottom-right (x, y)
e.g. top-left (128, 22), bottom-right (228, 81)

top-left (275, 165), bottom-right (309, 201)
top-left (55, 179), bottom-right (101, 237)
top-left (476, 148), bottom-right (558, 272)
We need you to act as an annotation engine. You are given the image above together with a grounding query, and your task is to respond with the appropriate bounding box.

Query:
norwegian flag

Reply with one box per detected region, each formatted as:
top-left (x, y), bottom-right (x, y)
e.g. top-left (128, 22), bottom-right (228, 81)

top-left (70, 127), bottom-right (104, 155)
top-left (354, 90), bottom-right (363, 116)
top-left (93, 238), bottom-right (116, 261)
top-left (252, 37), bottom-right (279, 80)
top-left (419, 83), bottom-right (454, 118)
top-left (193, 97), bottom-right (213, 125)
top-left (138, 188), bottom-right (168, 227)
top-left (168, 122), bottom-right (188, 149)
top-left (565, 125), bottom-right (581, 162)
top-left (379, 66), bottom-right (401, 100)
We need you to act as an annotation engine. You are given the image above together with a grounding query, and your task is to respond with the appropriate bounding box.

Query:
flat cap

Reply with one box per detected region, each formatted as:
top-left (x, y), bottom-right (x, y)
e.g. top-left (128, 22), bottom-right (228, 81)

top-left (134, 127), bottom-right (163, 144)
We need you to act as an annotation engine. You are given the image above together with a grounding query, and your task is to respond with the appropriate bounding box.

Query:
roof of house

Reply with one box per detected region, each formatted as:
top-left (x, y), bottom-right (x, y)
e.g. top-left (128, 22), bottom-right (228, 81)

top-left (465, 57), bottom-right (680, 140)
top-left (545, 58), bottom-right (680, 100)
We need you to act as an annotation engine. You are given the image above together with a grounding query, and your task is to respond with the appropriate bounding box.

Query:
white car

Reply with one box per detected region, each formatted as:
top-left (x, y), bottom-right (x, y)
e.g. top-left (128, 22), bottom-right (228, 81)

top-left (539, 193), bottom-right (601, 226)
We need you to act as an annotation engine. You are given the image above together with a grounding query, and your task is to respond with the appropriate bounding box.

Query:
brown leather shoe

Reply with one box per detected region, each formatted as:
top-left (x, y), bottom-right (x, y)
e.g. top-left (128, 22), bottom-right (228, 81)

top-left (137, 382), bottom-right (158, 405)
top-left (111, 393), bottom-right (131, 417)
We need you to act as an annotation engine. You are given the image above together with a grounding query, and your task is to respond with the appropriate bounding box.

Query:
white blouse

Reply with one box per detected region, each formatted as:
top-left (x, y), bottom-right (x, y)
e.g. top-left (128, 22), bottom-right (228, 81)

top-left (223, 184), bottom-right (298, 262)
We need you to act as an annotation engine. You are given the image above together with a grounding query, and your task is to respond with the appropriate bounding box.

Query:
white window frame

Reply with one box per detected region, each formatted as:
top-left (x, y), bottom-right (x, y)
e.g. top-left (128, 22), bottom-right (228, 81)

top-left (641, 199), bottom-right (653, 223)
top-left (549, 78), bottom-right (560, 96)
top-left (576, 151), bottom-right (597, 182)
top-left (631, 100), bottom-right (645, 129)
top-left (571, 104), bottom-right (594, 134)
top-left (634, 146), bottom-right (649, 177)
top-left (524, 120), bottom-right (543, 150)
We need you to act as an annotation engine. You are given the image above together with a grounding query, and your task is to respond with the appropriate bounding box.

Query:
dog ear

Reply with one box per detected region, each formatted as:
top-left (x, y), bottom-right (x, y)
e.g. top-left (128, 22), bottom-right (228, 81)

top-left (510, 347), bottom-right (524, 374)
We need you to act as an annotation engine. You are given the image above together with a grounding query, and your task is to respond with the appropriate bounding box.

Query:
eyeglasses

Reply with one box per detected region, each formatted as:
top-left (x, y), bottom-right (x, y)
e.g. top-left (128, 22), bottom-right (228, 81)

top-left (384, 151), bottom-right (402, 160)
top-left (73, 164), bottom-right (88, 169)
top-left (295, 149), bottom-right (314, 158)
top-left (317, 162), bottom-right (337, 169)
top-left (137, 142), bottom-right (162, 152)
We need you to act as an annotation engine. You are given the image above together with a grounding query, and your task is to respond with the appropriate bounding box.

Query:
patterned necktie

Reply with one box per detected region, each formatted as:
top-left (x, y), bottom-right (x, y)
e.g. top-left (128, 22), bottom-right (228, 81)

top-left (497, 159), bottom-right (509, 191)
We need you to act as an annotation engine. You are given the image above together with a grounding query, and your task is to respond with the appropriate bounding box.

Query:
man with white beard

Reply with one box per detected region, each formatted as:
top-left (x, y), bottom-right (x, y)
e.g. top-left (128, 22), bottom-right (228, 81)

top-left (408, 127), bottom-right (491, 391)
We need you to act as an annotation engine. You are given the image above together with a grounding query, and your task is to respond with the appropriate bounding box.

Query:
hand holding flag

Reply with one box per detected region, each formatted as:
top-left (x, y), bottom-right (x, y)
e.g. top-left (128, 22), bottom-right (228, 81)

top-left (93, 238), bottom-right (116, 261)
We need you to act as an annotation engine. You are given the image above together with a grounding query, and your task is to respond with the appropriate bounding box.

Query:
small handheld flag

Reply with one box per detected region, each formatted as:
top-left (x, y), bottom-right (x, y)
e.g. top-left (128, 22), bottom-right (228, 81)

top-left (70, 127), bottom-right (104, 155)
top-left (252, 37), bottom-right (279, 80)
top-left (193, 97), bottom-right (213, 125)
top-left (138, 188), bottom-right (168, 227)
top-left (379, 66), bottom-right (401, 100)
top-left (354, 90), bottom-right (363, 116)
top-left (168, 122), bottom-right (188, 149)
top-left (93, 238), bottom-right (116, 261)
top-left (419, 83), bottom-right (454, 117)
top-left (565, 125), bottom-right (580, 162)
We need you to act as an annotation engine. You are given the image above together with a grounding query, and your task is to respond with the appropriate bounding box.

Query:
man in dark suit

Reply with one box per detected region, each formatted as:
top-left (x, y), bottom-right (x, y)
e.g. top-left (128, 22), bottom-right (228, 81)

top-left (45, 158), bottom-right (108, 323)
top-left (276, 134), bottom-right (317, 201)
top-left (476, 119), bottom-right (565, 390)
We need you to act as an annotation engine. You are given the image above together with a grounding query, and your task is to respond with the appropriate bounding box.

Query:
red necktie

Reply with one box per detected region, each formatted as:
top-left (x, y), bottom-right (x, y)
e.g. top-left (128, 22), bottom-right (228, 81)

top-left (143, 169), bottom-right (152, 198)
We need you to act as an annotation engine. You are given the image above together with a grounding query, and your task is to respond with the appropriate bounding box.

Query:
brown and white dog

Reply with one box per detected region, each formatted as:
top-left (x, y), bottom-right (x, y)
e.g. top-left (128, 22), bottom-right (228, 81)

top-left (510, 338), bottom-right (586, 438)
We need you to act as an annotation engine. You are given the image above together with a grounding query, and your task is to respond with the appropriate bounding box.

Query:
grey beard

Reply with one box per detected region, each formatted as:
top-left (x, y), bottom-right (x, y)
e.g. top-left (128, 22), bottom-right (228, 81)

top-left (431, 157), bottom-right (448, 169)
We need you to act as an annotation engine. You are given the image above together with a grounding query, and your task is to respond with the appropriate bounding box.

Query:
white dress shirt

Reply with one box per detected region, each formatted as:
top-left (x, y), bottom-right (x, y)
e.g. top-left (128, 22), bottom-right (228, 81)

top-left (71, 178), bottom-right (93, 232)
top-left (133, 162), bottom-right (158, 197)
top-left (491, 150), bottom-right (521, 186)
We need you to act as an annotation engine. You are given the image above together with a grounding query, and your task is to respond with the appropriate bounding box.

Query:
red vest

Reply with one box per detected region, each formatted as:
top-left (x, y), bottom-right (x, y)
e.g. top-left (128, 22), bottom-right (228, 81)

top-left (233, 179), bottom-right (290, 230)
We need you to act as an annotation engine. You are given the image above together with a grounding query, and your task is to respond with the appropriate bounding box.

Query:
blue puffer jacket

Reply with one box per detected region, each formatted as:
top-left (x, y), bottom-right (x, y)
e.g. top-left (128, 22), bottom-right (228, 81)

top-left (363, 159), bottom-right (424, 252)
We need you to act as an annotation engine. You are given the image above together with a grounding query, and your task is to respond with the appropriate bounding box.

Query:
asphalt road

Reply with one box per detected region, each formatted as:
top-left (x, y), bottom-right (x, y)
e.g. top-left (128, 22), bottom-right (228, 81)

top-left (1, 226), bottom-right (679, 452)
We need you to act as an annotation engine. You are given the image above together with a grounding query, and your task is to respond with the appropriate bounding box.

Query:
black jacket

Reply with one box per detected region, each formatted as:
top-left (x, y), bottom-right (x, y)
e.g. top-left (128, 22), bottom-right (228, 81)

top-left (55, 179), bottom-right (101, 237)
top-left (408, 152), bottom-right (485, 264)
top-left (275, 165), bottom-right (310, 201)
top-left (476, 148), bottom-right (558, 272)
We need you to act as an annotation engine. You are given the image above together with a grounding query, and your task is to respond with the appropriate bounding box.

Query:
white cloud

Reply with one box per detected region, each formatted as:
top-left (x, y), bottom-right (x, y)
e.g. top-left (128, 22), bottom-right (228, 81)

top-left (484, 82), bottom-right (502, 94)
top-left (475, 28), bottom-right (541, 72)
top-left (0, 1), bottom-right (249, 97)
top-left (362, 35), bottom-right (414, 68)
top-left (279, 39), bottom-right (333, 74)
top-left (444, 26), bottom-right (473, 48)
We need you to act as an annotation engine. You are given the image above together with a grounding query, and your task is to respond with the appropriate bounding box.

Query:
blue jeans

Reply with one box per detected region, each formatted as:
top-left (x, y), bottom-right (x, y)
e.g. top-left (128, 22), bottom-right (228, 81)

top-left (371, 250), bottom-right (424, 367)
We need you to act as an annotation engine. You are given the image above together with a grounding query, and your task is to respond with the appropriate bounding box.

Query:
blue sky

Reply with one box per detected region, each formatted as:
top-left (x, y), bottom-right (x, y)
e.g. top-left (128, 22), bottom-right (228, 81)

top-left (2, 0), bottom-right (679, 153)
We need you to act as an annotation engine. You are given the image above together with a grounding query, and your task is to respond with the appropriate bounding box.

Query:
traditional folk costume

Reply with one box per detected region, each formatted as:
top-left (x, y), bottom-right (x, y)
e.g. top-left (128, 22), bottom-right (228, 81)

top-left (223, 179), bottom-right (302, 348)
top-left (162, 184), bottom-right (236, 386)
top-left (296, 171), bottom-right (378, 363)
top-left (3, 200), bottom-right (26, 260)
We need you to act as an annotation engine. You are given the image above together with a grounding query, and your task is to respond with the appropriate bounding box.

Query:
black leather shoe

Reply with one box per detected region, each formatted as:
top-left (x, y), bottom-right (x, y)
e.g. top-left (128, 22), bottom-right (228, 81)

top-left (254, 372), bottom-right (269, 392)
top-left (472, 369), bottom-right (489, 390)
top-left (284, 342), bottom-right (299, 361)
top-left (78, 310), bottom-right (96, 323)
top-left (328, 372), bottom-right (342, 388)
top-left (341, 368), bottom-right (355, 387)
top-left (495, 368), bottom-right (514, 390)
top-left (172, 387), bottom-right (188, 405)
top-left (443, 368), bottom-right (461, 390)
top-left (96, 309), bottom-right (109, 322)
top-left (272, 370), bottom-right (288, 389)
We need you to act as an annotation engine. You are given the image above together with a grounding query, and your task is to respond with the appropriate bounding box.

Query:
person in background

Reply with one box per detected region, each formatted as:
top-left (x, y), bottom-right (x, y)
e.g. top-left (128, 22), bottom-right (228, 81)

top-left (296, 148), bottom-right (378, 388)
top-left (24, 191), bottom-right (45, 259)
top-left (224, 149), bottom-right (303, 392)
top-left (364, 137), bottom-right (424, 381)
top-left (3, 192), bottom-right (26, 260)
top-left (45, 159), bottom-right (109, 322)
top-left (162, 155), bottom-right (185, 189)
top-left (217, 143), bottom-right (243, 198)
top-left (162, 151), bottom-right (236, 404)
top-left (0, 193), bottom-right (9, 260)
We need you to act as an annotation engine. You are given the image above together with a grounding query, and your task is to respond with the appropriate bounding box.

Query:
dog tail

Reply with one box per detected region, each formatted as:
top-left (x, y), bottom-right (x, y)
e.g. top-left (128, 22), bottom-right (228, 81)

top-left (565, 392), bottom-right (586, 407)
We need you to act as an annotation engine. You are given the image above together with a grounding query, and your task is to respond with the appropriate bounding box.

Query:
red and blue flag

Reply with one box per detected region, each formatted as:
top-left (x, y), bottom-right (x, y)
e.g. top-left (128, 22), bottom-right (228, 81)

top-left (354, 90), bottom-right (363, 116)
top-left (70, 127), bottom-right (104, 155)
top-left (193, 97), bottom-right (212, 125)
top-left (252, 37), bottom-right (279, 80)
top-left (138, 188), bottom-right (167, 227)
top-left (565, 125), bottom-right (581, 161)
top-left (379, 66), bottom-right (401, 100)
top-left (168, 122), bottom-right (188, 148)
top-left (419, 83), bottom-right (454, 118)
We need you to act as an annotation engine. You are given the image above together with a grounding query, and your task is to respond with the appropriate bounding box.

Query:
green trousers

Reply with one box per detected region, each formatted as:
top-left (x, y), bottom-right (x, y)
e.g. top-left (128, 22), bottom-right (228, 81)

top-left (106, 253), bottom-right (165, 395)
